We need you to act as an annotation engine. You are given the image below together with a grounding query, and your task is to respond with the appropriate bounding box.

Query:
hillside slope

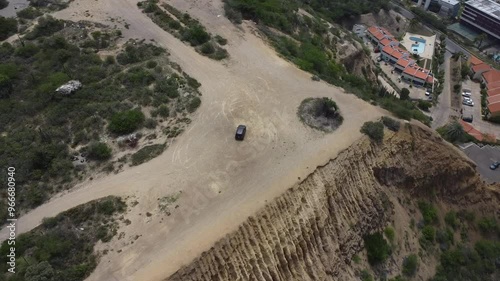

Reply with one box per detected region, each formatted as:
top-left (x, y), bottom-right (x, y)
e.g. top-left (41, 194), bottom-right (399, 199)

top-left (166, 122), bottom-right (499, 281)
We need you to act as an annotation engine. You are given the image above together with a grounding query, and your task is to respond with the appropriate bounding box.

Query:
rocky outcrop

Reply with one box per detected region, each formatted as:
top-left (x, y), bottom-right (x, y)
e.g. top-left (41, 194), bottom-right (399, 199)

top-left (165, 123), bottom-right (498, 281)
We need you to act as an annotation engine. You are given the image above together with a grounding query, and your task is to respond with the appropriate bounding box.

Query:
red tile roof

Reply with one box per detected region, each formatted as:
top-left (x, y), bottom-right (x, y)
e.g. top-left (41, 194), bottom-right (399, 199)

top-left (487, 101), bottom-right (500, 114)
top-left (391, 51), bottom-right (404, 59)
top-left (487, 81), bottom-right (500, 91)
top-left (487, 95), bottom-right (500, 104)
top-left (487, 88), bottom-right (500, 97)
top-left (414, 69), bottom-right (429, 80)
top-left (469, 55), bottom-right (483, 66)
top-left (426, 76), bottom-right (434, 83)
top-left (379, 38), bottom-right (391, 46)
top-left (396, 58), bottom-right (411, 68)
top-left (483, 70), bottom-right (500, 84)
top-left (471, 63), bottom-right (491, 74)
top-left (403, 67), bottom-right (417, 76)
top-left (379, 27), bottom-right (393, 37)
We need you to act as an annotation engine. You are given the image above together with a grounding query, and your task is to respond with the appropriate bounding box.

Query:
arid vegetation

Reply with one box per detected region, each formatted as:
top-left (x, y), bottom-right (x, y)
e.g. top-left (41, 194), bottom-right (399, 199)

top-left (0, 196), bottom-right (126, 281)
top-left (137, 0), bottom-right (229, 60)
top-left (0, 16), bottom-right (202, 218)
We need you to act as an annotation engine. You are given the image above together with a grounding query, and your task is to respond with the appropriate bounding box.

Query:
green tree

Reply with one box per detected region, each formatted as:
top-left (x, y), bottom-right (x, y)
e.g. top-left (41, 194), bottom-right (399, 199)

top-left (364, 232), bottom-right (391, 265)
top-left (86, 142), bottom-right (112, 161)
top-left (400, 88), bottom-right (410, 100)
top-left (408, 18), bottom-right (419, 30)
top-left (402, 254), bottom-right (418, 276)
top-left (444, 121), bottom-right (467, 143)
top-left (108, 109), bottom-right (145, 135)
top-left (474, 33), bottom-right (487, 48)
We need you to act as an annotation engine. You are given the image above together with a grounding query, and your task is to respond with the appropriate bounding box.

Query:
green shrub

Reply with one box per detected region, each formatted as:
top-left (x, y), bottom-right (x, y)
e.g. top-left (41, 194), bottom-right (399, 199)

top-left (186, 76), bottom-right (201, 89)
top-left (417, 100), bottom-right (432, 112)
top-left (384, 227), bottom-right (395, 243)
top-left (477, 217), bottom-right (498, 235)
top-left (445, 211), bottom-right (458, 229)
top-left (146, 60), bottom-right (157, 69)
top-left (211, 47), bottom-right (229, 60)
top-left (0, 16), bottom-right (18, 41)
top-left (215, 35), bottom-right (228, 45)
top-left (144, 118), bottom-right (157, 129)
top-left (187, 97), bottom-right (201, 113)
top-left (360, 121), bottom-right (384, 142)
top-left (381, 116), bottom-right (400, 132)
top-left (402, 254), bottom-right (418, 277)
top-left (156, 105), bottom-right (170, 117)
top-left (200, 42), bottom-right (215, 54)
top-left (182, 25), bottom-right (210, 46)
top-left (422, 225), bottom-right (435, 242)
top-left (108, 109), bottom-right (145, 135)
top-left (418, 201), bottom-right (438, 225)
top-left (86, 142), bottom-right (112, 161)
top-left (364, 232), bottom-right (391, 265)
top-left (360, 270), bottom-right (374, 281)
top-left (25, 15), bottom-right (64, 40)
top-left (131, 144), bottom-right (165, 166)
top-left (17, 7), bottom-right (43, 19)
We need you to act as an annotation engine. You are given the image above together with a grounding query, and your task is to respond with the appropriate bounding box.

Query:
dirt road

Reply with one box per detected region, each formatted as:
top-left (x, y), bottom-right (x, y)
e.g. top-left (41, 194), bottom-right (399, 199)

top-left (0, 1), bottom-right (386, 280)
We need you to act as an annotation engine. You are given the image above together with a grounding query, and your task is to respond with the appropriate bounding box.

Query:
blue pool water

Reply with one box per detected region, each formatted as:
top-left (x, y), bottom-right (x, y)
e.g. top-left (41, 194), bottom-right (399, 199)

top-left (409, 36), bottom-right (426, 54)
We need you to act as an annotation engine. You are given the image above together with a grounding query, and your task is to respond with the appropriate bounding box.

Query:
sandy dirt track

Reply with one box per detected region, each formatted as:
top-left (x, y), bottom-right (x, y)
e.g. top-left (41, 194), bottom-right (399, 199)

top-left (1, 1), bottom-right (387, 280)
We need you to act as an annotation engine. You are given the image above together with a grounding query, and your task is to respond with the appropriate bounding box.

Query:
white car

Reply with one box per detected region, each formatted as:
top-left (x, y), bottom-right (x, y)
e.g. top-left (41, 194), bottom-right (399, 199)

top-left (462, 91), bottom-right (472, 97)
top-left (425, 92), bottom-right (431, 96)
top-left (463, 99), bottom-right (474, 106)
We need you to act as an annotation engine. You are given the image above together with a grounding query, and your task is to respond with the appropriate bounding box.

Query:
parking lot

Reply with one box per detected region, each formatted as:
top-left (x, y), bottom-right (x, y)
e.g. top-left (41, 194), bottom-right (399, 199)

top-left (460, 143), bottom-right (500, 183)
top-left (461, 79), bottom-right (500, 139)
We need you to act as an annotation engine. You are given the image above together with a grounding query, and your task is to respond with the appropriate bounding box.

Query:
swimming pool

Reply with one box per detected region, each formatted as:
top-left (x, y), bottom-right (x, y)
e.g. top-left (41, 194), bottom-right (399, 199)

top-left (409, 36), bottom-right (426, 54)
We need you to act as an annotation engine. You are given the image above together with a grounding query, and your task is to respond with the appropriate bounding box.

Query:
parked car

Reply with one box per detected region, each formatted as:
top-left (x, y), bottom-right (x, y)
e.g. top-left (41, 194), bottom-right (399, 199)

top-left (427, 95), bottom-right (433, 101)
top-left (490, 161), bottom-right (500, 170)
top-left (463, 97), bottom-right (474, 106)
top-left (235, 125), bottom-right (247, 141)
top-left (425, 91), bottom-right (431, 96)
top-left (462, 114), bottom-right (473, 122)
top-left (462, 90), bottom-right (472, 97)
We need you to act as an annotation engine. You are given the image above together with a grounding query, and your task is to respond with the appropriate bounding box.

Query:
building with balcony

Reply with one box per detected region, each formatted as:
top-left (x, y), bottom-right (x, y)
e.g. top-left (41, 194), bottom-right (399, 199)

top-left (460, 0), bottom-right (500, 40)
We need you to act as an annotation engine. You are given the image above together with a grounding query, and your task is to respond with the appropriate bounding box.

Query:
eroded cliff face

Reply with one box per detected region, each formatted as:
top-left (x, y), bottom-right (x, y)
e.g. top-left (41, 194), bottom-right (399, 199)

top-left (165, 123), bottom-right (498, 281)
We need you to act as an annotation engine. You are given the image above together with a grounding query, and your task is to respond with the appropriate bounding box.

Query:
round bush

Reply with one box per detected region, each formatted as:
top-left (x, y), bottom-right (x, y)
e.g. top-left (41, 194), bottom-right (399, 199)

top-left (108, 109), bottom-right (145, 135)
top-left (297, 97), bottom-right (343, 132)
top-left (86, 142), bottom-right (112, 161)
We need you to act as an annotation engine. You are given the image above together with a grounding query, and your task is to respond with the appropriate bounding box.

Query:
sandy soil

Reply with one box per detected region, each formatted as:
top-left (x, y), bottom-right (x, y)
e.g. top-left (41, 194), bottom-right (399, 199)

top-left (0, 1), bottom-right (387, 280)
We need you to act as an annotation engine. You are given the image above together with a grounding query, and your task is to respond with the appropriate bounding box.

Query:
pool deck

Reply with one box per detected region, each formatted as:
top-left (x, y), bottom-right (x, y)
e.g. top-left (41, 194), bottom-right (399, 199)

top-left (401, 33), bottom-right (436, 60)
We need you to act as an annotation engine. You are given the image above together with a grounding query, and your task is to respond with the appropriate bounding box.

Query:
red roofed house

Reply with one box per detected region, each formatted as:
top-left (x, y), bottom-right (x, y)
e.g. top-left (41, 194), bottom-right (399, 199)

top-left (471, 63), bottom-right (491, 80)
top-left (469, 55), bottom-right (483, 66)
top-left (368, 26), bottom-right (434, 87)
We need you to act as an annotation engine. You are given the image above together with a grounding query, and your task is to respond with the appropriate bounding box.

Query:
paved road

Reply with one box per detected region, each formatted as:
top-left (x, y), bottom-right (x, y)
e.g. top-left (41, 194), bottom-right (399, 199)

top-left (431, 51), bottom-right (453, 128)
